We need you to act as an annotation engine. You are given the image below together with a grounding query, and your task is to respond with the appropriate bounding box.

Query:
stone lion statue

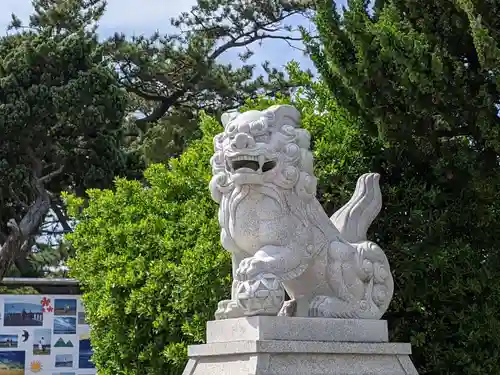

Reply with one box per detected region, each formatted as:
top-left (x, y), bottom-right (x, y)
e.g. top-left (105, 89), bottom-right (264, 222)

top-left (209, 104), bottom-right (394, 320)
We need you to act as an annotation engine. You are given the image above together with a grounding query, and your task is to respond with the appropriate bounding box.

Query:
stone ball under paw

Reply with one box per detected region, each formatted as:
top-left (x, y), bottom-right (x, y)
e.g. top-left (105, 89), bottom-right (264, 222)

top-left (236, 273), bottom-right (285, 316)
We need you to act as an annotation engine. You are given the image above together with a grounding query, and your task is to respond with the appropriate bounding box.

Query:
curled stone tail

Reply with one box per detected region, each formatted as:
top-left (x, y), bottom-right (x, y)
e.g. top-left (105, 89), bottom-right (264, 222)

top-left (330, 173), bottom-right (382, 244)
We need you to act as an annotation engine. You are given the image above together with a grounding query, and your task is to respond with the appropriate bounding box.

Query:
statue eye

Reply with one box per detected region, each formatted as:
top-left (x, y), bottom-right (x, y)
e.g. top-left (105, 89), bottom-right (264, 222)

top-left (249, 120), bottom-right (267, 135)
top-left (281, 125), bottom-right (295, 135)
top-left (284, 143), bottom-right (300, 156)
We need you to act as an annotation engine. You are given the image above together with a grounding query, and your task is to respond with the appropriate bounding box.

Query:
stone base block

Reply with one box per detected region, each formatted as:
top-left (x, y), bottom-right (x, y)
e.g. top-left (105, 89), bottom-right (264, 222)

top-left (183, 317), bottom-right (419, 375)
top-left (206, 316), bottom-right (389, 343)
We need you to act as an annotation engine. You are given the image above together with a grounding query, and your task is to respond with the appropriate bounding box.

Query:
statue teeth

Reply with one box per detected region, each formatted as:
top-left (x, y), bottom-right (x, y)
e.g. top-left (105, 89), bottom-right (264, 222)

top-left (233, 155), bottom-right (259, 161)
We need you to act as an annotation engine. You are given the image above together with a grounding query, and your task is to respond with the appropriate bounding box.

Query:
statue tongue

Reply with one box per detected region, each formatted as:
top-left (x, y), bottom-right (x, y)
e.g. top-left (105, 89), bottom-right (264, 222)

top-left (232, 159), bottom-right (259, 171)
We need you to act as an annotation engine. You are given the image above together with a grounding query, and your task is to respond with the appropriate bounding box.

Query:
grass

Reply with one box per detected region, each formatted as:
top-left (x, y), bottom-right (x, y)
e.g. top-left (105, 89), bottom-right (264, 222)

top-left (32, 348), bottom-right (50, 355)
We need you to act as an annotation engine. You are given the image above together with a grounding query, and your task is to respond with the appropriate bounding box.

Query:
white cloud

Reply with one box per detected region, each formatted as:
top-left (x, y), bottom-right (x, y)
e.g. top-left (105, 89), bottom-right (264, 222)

top-left (0, 0), bottom-right (313, 72)
top-left (99, 0), bottom-right (196, 35)
top-left (0, 0), bottom-right (31, 31)
top-left (0, 0), bottom-right (196, 35)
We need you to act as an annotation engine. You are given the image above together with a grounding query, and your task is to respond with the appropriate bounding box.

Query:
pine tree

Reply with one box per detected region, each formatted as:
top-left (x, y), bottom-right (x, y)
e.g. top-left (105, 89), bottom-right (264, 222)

top-left (0, 0), bottom-right (140, 279)
top-left (307, 0), bottom-right (500, 374)
top-left (111, 0), bottom-right (313, 160)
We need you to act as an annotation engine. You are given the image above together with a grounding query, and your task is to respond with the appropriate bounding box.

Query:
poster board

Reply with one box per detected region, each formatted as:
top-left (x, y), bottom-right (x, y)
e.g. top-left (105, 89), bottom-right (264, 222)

top-left (0, 294), bottom-right (95, 375)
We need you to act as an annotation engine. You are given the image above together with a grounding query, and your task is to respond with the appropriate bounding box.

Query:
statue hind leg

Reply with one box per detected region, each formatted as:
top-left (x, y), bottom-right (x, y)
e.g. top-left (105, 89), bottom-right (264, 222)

top-left (309, 240), bottom-right (393, 319)
top-left (308, 241), bottom-right (364, 318)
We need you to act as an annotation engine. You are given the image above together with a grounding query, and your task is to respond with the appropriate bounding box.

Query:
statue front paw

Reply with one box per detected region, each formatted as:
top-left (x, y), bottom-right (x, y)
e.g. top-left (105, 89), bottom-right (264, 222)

top-left (236, 256), bottom-right (267, 281)
top-left (214, 299), bottom-right (244, 320)
top-left (215, 300), bottom-right (230, 320)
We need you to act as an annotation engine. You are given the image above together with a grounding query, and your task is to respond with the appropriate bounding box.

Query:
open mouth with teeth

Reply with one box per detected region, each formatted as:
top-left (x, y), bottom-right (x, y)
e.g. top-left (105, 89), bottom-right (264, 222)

top-left (227, 155), bottom-right (276, 173)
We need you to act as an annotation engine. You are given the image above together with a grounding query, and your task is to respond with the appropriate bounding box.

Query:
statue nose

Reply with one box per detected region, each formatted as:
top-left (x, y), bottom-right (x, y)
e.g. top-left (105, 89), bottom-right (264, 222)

top-left (231, 133), bottom-right (254, 149)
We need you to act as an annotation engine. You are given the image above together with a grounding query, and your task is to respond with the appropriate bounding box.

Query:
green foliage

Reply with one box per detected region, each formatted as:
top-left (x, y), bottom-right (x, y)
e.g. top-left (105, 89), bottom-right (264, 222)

top-left (66, 114), bottom-right (228, 375)
top-left (66, 71), bottom-right (370, 374)
top-left (308, 1), bottom-right (500, 374)
top-left (0, 286), bottom-right (39, 294)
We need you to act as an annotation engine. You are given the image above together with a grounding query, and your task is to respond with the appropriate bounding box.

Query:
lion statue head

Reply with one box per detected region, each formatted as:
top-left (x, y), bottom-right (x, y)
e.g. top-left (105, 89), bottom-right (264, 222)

top-left (209, 105), bottom-right (317, 203)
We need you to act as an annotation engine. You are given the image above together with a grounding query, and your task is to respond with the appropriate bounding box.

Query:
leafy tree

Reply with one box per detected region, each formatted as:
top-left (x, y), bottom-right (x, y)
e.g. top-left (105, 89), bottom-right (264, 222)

top-left (307, 0), bottom-right (500, 374)
top-left (66, 69), bottom-right (371, 374)
top-left (0, 0), bottom-right (313, 278)
top-left (0, 0), bottom-right (141, 279)
top-left (111, 0), bottom-right (314, 160)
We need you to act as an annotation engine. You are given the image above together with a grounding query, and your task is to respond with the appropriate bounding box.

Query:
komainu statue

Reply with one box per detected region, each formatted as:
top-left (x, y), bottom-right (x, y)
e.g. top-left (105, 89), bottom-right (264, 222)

top-left (209, 104), bottom-right (394, 320)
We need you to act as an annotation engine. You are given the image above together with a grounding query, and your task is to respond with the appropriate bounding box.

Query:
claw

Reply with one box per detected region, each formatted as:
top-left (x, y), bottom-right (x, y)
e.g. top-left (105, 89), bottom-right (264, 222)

top-left (215, 300), bottom-right (231, 320)
top-left (236, 257), bottom-right (267, 281)
top-left (214, 299), bottom-right (245, 320)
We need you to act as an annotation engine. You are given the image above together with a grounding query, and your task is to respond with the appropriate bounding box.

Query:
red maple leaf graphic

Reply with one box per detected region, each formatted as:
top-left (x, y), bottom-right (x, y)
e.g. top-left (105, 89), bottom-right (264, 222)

top-left (41, 297), bottom-right (51, 307)
top-left (47, 306), bottom-right (54, 313)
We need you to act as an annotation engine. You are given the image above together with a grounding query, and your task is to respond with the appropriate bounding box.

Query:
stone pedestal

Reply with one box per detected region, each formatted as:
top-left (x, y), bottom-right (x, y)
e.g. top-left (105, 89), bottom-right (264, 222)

top-left (183, 316), bottom-right (419, 375)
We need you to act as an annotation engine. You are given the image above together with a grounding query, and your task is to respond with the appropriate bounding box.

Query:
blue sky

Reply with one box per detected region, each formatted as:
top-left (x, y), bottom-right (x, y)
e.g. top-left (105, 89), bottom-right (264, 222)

top-left (4, 302), bottom-right (42, 314)
top-left (0, 0), bottom-right (320, 73)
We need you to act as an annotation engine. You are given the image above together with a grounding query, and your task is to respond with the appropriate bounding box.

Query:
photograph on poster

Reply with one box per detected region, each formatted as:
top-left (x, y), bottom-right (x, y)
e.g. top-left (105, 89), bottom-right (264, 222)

top-left (54, 317), bottom-right (76, 335)
top-left (54, 337), bottom-right (74, 348)
top-left (0, 350), bottom-right (25, 375)
top-left (3, 302), bottom-right (43, 327)
top-left (77, 312), bottom-right (86, 325)
top-left (55, 354), bottom-right (73, 368)
top-left (33, 328), bottom-right (52, 355)
top-left (78, 334), bottom-right (95, 369)
top-left (54, 300), bottom-right (77, 316)
top-left (0, 336), bottom-right (17, 348)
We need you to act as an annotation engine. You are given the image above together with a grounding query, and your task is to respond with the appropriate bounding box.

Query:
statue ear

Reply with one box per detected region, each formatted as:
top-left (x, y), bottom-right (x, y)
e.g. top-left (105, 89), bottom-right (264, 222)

top-left (221, 111), bottom-right (240, 128)
top-left (265, 104), bottom-right (301, 127)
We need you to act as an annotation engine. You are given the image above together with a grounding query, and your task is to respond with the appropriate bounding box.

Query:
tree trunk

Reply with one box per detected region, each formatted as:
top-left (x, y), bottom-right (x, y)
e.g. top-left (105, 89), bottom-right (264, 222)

top-left (51, 200), bottom-right (73, 233)
top-left (0, 181), bottom-right (51, 280)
